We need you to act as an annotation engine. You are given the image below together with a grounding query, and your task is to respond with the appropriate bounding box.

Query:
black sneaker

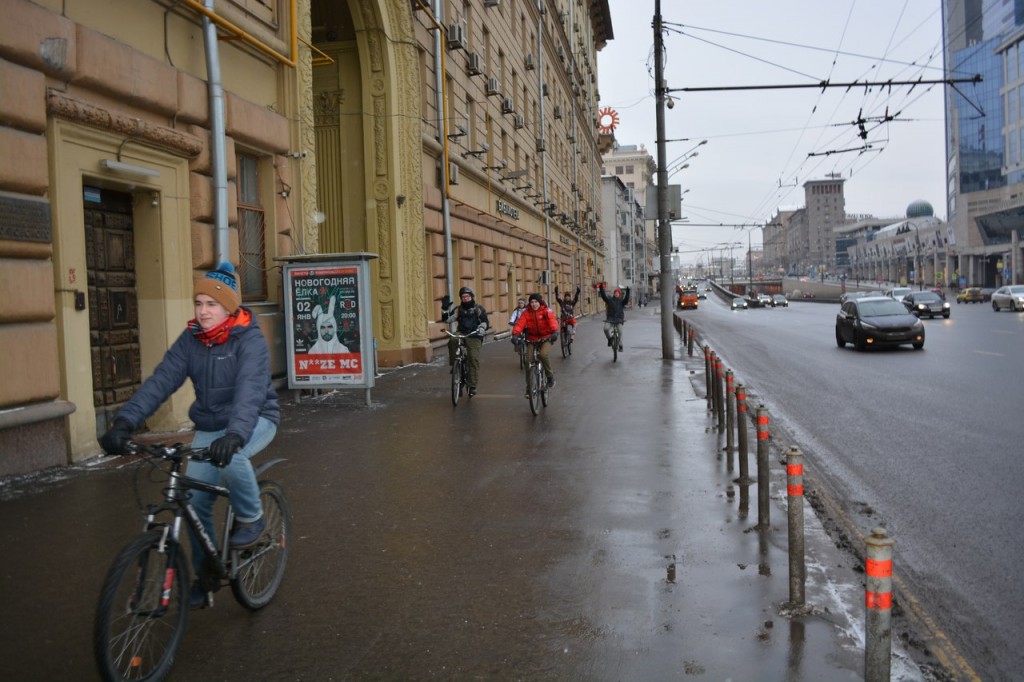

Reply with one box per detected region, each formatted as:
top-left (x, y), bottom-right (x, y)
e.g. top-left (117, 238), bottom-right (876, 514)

top-left (189, 584), bottom-right (208, 610)
top-left (547, 376), bottom-right (555, 388)
top-left (229, 518), bottom-right (266, 549)
top-left (468, 387), bottom-right (477, 397)
top-left (607, 338), bottom-right (612, 347)
top-left (618, 345), bottom-right (624, 352)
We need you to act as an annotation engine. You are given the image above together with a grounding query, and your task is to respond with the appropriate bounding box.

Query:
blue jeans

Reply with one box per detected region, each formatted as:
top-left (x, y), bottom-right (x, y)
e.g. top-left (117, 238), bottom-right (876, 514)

top-left (187, 417), bottom-right (277, 568)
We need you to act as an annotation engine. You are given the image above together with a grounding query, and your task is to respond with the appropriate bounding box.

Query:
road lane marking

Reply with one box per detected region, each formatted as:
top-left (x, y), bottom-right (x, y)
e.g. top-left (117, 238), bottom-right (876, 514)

top-left (973, 350), bottom-right (1004, 357)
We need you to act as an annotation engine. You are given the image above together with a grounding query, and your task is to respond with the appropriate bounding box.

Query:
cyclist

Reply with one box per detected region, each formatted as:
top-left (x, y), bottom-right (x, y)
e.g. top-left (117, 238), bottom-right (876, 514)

top-left (508, 297), bottom-right (527, 354)
top-left (511, 293), bottom-right (559, 396)
top-left (554, 285), bottom-right (581, 338)
top-left (441, 286), bottom-right (489, 396)
top-left (597, 282), bottom-right (631, 351)
top-left (98, 262), bottom-right (280, 607)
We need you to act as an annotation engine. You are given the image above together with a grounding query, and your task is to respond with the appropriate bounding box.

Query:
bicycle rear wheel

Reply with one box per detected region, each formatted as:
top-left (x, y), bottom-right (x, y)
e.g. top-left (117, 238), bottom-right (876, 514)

top-left (450, 357), bottom-right (463, 406)
top-left (230, 480), bottom-right (290, 610)
top-left (94, 530), bottom-right (188, 682)
top-left (518, 344), bottom-right (527, 369)
top-left (528, 364), bottom-right (542, 415)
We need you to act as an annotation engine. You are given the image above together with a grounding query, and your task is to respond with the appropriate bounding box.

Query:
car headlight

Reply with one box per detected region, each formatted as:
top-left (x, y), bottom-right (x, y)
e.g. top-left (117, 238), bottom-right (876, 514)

top-left (916, 304), bottom-right (927, 311)
top-left (943, 302), bottom-right (950, 308)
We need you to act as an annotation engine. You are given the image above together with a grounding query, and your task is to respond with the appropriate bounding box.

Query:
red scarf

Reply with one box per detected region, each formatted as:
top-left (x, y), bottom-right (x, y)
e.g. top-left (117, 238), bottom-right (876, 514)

top-left (189, 309), bottom-right (251, 347)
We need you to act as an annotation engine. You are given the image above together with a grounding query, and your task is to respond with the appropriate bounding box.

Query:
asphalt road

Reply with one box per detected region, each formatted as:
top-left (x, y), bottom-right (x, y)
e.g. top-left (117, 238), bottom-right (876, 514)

top-left (684, 291), bottom-right (1024, 679)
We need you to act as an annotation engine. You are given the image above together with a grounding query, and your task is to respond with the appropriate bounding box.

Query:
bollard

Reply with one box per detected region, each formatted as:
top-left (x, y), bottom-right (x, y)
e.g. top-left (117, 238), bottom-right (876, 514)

top-left (682, 319), bottom-right (688, 344)
top-left (756, 406), bottom-right (770, 529)
top-left (703, 346), bottom-right (712, 410)
top-left (714, 354), bottom-right (725, 434)
top-left (786, 446), bottom-right (806, 606)
top-left (736, 384), bottom-right (750, 483)
top-left (865, 528), bottom-right (895, 682)
top-left (687, 327), bottom-right (695, 357)
top-left (725, 370), bottom-right (735, 467)
top-left (712, 348), bottom-right (720, 417)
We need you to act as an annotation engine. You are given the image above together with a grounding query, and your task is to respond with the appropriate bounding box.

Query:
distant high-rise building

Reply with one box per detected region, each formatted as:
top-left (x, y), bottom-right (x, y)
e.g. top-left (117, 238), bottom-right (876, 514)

top-left (944, 0), bottom-right (1024, 286)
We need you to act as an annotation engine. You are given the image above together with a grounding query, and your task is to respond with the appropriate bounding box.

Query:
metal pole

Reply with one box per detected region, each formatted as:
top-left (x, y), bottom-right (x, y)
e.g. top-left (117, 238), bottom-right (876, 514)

top-left (786, 446), bottom-right (805, 606)
top-left (865, 528), bottom-right (895, 682)
top-left (654, 0), bottom-right (674, 357)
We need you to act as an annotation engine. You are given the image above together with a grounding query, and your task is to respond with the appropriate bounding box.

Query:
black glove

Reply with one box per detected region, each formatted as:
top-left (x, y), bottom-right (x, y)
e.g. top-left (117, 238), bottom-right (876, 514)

top-left (99, 418), bottom-right (134, 455)
top-left (209, 433), bottom-right (244, 467)
top-left (441, 294), bottom-right (452, 310)
top-left (549, 333), bottom-right (559, 343)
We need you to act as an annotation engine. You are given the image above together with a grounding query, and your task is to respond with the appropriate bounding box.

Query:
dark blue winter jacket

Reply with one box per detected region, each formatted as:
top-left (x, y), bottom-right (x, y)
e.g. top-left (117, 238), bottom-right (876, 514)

top-left (116, 308), bottom-right (279, 444)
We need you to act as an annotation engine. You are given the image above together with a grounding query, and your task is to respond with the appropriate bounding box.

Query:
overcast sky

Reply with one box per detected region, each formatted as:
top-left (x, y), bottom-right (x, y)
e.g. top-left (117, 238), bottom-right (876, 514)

top-left (596, 0), bottom-right (948, 263)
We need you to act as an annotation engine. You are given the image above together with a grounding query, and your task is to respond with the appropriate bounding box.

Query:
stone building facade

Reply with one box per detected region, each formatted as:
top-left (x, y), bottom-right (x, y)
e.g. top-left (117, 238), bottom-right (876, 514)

top-left (0, 0), bottom-right (612, 476)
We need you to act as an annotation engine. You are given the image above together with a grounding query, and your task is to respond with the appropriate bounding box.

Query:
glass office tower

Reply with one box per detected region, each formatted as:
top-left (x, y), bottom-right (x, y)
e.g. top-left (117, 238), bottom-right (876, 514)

top-left (944, 0), bottom-right (1024, 286)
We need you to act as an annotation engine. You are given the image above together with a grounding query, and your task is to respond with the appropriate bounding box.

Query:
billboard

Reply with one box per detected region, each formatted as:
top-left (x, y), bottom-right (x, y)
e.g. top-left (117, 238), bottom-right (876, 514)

top-left (282, 256), bottom-right (376, 390)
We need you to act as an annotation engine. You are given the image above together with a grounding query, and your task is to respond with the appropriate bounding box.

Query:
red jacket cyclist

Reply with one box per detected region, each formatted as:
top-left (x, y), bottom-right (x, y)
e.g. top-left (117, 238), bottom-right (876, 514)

top-left (511, 293), bottom-right (559, 396)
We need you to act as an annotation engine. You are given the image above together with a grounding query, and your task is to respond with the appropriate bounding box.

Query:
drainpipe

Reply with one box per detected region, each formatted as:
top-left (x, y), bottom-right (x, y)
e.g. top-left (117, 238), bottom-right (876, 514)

top-left (537, 1), bottom-right (552, 302)
top-left (202, 0), bottom-right (230, 263)
top-left (431, 0), bottom-right (455, 306)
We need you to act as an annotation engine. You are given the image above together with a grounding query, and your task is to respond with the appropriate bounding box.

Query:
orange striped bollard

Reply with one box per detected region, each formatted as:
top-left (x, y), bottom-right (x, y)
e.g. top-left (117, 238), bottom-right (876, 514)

top-left (703, 346), bottom-right (712, 410)
top-left (724, 370), bottom-right (735, 466)
top-left (736, 384), bottom-right (750, 483)
top-left (865, 528), bottom-right (895, 682)
top-left (714, 355), bottom-right (725, 434)
top-left (786, 446), bottom-right (805, 606)
top-left (756, 406), bottom-right (770, 529)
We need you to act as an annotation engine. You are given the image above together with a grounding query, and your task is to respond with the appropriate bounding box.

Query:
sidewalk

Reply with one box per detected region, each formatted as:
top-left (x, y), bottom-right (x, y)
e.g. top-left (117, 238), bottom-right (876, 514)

top-left (0, 307), bottom-right (926, 680)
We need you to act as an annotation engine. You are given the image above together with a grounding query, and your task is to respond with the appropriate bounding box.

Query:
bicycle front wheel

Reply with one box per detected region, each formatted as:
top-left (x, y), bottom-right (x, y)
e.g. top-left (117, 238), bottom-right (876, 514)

top-left (230, 480), bottom-right (290, 610)
top-left (560, 329), bottom-right (569, 358)
top-left (450, 357), bottom-right (463, 406)
top-left (518, 345), bottom-right (527, 370)
top-left (612, 333), bottom-right (618, 362)
top-left (94, 530), bottom-right (189, 682)
top-left (528, 364), bottom-right (542, 415)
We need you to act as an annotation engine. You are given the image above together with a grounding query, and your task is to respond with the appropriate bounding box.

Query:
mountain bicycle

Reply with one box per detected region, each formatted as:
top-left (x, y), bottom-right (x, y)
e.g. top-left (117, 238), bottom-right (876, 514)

top-left (444, 329), bottom-right (471, 405)
top-left (609, 323), bottom-right (622, 362)
top-left (524, 339), bottom-right (550, 415)
top-left (559, 318), bottom-right (573, 358)
top-left (516, 336), bottom-right (527, 370)
top-left (94, 441), bottom-right (289, 682)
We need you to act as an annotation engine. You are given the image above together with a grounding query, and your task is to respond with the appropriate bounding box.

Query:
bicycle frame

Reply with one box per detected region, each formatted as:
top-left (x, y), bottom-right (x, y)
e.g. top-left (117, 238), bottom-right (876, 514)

top-left (140, 446), bottom-right (285, 584)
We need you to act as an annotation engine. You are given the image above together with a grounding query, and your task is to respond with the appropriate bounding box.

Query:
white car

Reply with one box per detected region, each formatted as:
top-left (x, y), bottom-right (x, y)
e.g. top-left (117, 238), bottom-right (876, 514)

top-left (884, 287), bottom-right (913, 301)
top-left (991, 285), bottom-right (1024, 311)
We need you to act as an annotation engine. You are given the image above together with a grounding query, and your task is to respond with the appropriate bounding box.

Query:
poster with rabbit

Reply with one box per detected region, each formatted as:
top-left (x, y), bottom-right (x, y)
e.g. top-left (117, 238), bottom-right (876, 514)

top-left (283, 259), bottom-right (375, 388)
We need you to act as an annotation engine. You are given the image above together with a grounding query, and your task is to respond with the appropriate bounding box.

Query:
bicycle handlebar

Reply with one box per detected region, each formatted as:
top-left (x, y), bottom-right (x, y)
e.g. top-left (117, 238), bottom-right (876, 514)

top-left (125, 440), bottom-right (213, 464)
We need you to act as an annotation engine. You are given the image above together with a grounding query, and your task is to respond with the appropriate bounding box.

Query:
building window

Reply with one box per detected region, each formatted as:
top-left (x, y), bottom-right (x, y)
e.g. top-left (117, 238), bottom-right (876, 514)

top-left (626, 165), bottom-right (634, 174)
top-left (237, 152), bottom-right (267, 300)
top-left (615, 165), bottom-right (623, 174)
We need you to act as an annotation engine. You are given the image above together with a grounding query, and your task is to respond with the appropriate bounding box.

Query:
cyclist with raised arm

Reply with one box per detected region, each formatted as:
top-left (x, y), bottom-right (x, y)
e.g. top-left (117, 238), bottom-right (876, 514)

top-left (597, 282), bottom-right (631, 351)
top-left (511, 293), bottom-right (559, 396)
top-left (98, 262), bottom-right (280, 608)
top-left (441, 286), bottom-right (489, 396)
top-left (554, 285), bottom-right (581, 338)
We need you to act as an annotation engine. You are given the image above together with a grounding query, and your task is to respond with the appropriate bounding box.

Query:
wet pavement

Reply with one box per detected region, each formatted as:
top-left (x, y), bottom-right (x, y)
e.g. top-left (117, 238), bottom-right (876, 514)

top-left (0, 307), bottom-right (925, 680)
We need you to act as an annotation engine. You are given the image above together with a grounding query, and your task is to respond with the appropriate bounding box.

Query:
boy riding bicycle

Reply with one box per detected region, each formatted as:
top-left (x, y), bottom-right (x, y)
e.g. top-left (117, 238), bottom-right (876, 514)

top-left (98, 262), bottom-right (280, 609)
